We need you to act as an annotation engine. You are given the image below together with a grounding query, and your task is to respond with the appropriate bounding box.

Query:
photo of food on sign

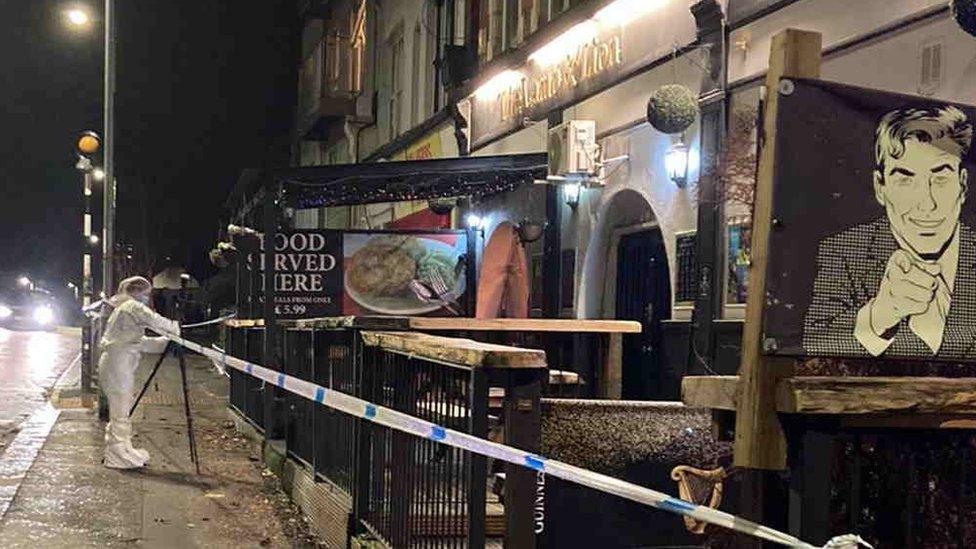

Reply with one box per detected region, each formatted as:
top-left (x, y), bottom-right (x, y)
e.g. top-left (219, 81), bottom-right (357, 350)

top-left (343, 233), bottom-right (468, 316)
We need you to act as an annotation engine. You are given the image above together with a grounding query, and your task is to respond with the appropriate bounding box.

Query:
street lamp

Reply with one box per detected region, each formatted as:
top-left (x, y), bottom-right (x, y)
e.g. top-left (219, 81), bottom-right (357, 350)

top-left (18, 276), bottom-right (31, 288)
top-left (65, 8), bottom-right (91, 27)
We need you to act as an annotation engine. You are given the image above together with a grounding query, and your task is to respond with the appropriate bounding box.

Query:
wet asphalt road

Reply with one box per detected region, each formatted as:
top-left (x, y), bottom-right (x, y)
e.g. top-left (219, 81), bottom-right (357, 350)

top-left (0, 327), bottom-right (79, 444)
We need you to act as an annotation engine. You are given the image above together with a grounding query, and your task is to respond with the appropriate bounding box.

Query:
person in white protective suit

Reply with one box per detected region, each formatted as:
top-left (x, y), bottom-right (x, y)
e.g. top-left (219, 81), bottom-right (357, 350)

top-left (98, 276), bottom-right (180, 469)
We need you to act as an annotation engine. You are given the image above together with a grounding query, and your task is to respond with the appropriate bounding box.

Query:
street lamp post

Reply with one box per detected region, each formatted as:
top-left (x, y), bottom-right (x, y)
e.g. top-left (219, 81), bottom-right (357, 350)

top-left (65, 3), bottom-right (114, 416)
top-left (65, 2), bottom-right (116, 296)
top-left (103, 0), bottom-right (117, 296)
top-left (75, 130), bottom-right (102, 406)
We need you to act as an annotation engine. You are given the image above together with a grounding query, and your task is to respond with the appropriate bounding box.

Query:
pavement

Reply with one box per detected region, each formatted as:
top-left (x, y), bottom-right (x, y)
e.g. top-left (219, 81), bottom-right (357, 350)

top-left (0, 334), bottom-right (323, 548)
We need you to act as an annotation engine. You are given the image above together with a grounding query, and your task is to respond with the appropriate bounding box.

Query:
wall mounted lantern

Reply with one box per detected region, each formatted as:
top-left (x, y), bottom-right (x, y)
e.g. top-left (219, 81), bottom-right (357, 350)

top-left (564, 182), bottom-right (582, 208)
top-left (666, 139), bottom-right (690, 188)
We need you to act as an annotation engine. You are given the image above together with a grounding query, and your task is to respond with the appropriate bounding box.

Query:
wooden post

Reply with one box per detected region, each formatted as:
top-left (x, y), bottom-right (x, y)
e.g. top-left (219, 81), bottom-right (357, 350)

top-left (503, 368), bottom-right (543, 548)
top-left (733, 29), bottom-right (822, 470)
top-left (602, 332), bottom-right (623, 399)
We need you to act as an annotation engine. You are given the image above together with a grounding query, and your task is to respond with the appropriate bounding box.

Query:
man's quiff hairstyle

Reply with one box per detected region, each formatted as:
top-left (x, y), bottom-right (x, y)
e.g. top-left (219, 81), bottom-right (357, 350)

top-left (875, 106), bottom-right (973, 176)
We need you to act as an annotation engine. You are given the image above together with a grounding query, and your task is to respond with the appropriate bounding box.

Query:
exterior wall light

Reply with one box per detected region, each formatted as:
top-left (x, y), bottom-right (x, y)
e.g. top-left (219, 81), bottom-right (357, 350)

top-left (466, 214), bottom-right (489, 231)
top-left (564, 182), bottom-right (582, 208)
top-left (595, 0), bottom-right (666, 26)
top-left (666, 140), bottom-right (689, 188)
top-left (474, 70), bottom-right (523, 100)
top-left (529, 21), bottom-right (598, 67)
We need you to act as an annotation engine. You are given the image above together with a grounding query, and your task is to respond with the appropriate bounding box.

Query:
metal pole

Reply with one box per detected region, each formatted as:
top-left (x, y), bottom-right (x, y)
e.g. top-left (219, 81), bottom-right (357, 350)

top-left (102, 0), bottom-right (116, 295)
top-left (82, 171), bottom-right (94, 401)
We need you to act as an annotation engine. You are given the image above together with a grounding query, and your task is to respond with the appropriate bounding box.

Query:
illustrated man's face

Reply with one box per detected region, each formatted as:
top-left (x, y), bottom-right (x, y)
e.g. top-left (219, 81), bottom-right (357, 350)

top-left (874, 137), bottom-right (968, 256)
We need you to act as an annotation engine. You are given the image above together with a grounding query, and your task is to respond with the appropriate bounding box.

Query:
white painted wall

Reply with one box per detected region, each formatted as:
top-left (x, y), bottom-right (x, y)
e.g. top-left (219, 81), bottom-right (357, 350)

top-left (567, 55), bottom-right (703, 321)
top-left (729, 0), bottom-right (947, 85)
top-left (820, 15), bottom-right (976, 105)
top-left (359, 0), bottom-right (441, 160)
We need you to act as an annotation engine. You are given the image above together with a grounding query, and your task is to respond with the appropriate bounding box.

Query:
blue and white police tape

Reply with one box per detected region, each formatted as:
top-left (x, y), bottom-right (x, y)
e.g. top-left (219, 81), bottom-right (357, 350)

top-left (163, 331), bottom-right (870, 549)
top-left (181, 312), bottom-right (237, 330)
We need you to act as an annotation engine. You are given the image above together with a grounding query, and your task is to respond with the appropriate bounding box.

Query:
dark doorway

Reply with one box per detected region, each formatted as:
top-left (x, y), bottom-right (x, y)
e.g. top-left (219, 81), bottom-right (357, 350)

top-left (615, 228), bottom-right (672, 400)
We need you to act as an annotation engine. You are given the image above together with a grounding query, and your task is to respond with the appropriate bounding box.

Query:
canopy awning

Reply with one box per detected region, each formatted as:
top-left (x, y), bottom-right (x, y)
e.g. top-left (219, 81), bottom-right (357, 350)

top-left (276, 153), bottom-right (548, 209)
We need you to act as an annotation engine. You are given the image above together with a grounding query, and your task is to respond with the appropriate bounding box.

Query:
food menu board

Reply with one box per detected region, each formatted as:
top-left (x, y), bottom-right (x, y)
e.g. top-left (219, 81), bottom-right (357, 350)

top-left (256, 229), bottom-right (470, 319)
top-left (343, 232), bottom-right (469, 317)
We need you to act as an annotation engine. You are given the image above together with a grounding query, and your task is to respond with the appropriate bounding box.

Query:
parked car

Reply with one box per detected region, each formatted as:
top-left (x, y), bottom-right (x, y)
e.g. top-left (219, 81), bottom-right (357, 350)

top-left (0, 288), bottom-right (59, 331)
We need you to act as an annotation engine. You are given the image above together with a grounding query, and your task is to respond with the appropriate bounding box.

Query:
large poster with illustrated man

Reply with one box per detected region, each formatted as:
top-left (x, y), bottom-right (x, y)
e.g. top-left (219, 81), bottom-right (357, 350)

top-left (764, 79), bottom-right (976, 361)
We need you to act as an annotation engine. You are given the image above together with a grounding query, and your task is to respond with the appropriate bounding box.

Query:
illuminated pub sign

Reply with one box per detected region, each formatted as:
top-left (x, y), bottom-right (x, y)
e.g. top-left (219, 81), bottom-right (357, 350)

top-left (465, 0), bottom-right (696, 149)
top-left (763, 79), bottom-right (976, 362)
top-left (252, 230), bottom-right (471, 319)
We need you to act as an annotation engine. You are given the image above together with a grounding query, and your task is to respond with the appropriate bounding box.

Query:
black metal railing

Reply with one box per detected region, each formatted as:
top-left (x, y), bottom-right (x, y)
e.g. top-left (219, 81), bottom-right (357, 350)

top-left (227, 323), bottom-right (548, 547)
top-left (356, 345), bottom-right (488, 548)
top-left (284, 328), bottom-right (315, 465)
top-left (245, 327), bottom-right (266, 431)
top-left (313, 328), bottom-right (360, 493)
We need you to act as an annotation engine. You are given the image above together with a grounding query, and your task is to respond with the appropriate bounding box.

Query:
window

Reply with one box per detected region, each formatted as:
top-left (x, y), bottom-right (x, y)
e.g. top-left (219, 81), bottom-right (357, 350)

top-left (388, 28), bottom-right (404, 138)
top-left (412, 22), bottom-right (423, 125)
top-left (517, 0), bottom-right (542, 44)
top-left (674, 232), bottom-right (698, 304)
top-left (723, 89), bottom-right (760, 309)
top-left (426, 0), bottom-right (439, 115)
top-left (477, 0), bottom-right (504, 62)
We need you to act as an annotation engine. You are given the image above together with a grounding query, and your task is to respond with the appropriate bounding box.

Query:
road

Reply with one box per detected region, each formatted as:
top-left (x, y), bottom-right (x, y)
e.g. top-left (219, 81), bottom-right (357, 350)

top-left (0, 327), bottom-right (79, 451)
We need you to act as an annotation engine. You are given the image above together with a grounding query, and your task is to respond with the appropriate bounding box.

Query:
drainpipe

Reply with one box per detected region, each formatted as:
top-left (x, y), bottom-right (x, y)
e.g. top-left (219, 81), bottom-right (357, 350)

top-left (687, 0), bottom-right (727, 377)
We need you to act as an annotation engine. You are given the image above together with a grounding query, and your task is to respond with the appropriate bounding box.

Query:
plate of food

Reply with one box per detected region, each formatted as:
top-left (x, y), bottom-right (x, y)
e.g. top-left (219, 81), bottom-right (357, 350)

top-left (344, 235), bottom-right (465, 315)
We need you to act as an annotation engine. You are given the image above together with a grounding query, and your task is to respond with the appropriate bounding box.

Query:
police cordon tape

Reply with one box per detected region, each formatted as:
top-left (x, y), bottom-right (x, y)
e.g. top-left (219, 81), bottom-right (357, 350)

top-left (163, 330), bottom-right (870, 549)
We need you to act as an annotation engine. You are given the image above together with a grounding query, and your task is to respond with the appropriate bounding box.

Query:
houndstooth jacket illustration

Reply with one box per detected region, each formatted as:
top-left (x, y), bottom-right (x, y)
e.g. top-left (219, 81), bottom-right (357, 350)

top-left (802, 217), bottom-right (976, 359)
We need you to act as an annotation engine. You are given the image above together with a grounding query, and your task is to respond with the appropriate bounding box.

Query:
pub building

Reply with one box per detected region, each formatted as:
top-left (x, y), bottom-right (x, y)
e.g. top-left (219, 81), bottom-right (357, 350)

top-left (217, 0), bottom-right (976, 547)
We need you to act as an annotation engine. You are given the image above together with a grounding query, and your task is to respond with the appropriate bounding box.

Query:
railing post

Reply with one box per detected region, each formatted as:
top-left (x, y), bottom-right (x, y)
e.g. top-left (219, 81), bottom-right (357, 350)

top-left (467, 368), bottom-right (488, 548)
top-left (504, 368), bottom-right (544, 548)
top-left (352, 334), bottom-right (373, 538)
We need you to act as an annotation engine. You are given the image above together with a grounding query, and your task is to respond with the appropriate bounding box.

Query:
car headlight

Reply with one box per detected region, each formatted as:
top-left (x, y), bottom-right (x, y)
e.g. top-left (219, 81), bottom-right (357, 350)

top-left (32, 306), bottom-right (54, 325)
top-left (0, 305), bottom-right (10, 319)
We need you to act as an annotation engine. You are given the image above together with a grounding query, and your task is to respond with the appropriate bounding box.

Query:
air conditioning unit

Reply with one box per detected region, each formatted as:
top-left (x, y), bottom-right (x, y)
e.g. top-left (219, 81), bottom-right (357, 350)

top-left (547, 120), bottom-right (597, 179)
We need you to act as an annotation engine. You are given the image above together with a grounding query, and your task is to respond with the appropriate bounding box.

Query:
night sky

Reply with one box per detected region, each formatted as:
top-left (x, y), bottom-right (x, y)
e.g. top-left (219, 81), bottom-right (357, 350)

top-left (0, 1), bottom-right (297, 289)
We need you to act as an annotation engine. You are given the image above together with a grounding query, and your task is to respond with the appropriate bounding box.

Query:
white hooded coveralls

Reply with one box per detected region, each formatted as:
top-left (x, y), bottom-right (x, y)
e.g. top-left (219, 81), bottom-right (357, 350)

top-left (98, 286), bottom-right (179, 468)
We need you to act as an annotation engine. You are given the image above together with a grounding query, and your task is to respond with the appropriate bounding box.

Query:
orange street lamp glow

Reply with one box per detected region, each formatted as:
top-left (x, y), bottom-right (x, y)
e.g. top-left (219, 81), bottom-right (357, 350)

top-left (77, 131), bottom-right (100, 155)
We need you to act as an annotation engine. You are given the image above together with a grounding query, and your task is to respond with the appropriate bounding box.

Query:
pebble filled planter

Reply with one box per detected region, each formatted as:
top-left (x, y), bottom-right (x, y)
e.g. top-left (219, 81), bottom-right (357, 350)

top-left (538, 400), bottom-right (744, 548)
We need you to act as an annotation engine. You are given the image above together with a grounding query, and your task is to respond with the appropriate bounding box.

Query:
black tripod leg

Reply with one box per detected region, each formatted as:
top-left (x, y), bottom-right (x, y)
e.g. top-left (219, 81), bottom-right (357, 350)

top-left (178, 345), bottom-right (201, 474)
top-left (129, 341), bottom-right (173, 417)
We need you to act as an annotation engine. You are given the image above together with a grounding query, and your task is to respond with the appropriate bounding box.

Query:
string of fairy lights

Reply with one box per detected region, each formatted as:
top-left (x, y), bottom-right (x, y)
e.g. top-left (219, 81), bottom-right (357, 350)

top-left (281, 165), bottom-right (546, 210)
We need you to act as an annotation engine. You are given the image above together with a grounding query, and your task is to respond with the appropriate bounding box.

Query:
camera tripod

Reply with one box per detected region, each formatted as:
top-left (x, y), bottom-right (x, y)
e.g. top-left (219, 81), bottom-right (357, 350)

top-left (128, 337), bottom-right (200, 474)
top-left (128, 279), bottom-right (200, 474)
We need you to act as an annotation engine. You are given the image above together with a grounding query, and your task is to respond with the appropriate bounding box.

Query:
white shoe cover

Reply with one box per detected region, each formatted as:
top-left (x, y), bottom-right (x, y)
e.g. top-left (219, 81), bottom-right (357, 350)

top-left (130, 447), bottom-right (150, 464)
top-left (104, 443), bottom-right (145, 469)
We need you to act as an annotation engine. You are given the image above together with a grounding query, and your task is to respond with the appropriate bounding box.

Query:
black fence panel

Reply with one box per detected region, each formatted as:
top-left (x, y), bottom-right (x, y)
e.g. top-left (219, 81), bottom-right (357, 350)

top-left (244, 327), bottom-right (265, 431)
top-left (358, 346), bottom-right (487, 549)
top-left (228, 326), bottom-right (248, 416)
top-left (313, 329), bottom-right (360, 494)
top-left (284, 329), bottom-right (315, 465)
top-left (826, 430), bottom-right (976, 549)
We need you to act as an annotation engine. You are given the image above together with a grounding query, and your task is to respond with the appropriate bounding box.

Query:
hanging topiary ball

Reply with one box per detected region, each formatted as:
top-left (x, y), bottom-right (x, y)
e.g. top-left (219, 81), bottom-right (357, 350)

top-left (428, 197), bottom-right (457, 215)
top-left (646, 84), bottom-right (699, 135)
top-left (953, 0), bottom-right (976, 37)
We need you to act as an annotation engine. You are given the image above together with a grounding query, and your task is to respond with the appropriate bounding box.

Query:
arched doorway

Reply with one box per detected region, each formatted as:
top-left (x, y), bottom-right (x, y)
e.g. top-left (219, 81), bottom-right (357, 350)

top-left (476, 222), bottom-right (529, 319)
top-left (580, 189), bottom-right (672, 399)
